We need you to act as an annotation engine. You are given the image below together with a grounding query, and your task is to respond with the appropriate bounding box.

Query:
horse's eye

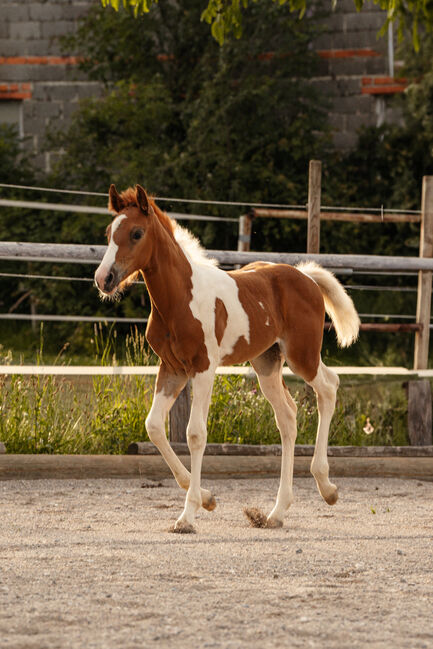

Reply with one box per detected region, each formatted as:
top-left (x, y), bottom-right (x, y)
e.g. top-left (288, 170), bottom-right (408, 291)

top-left (131, 229), bottom-right (143, 241)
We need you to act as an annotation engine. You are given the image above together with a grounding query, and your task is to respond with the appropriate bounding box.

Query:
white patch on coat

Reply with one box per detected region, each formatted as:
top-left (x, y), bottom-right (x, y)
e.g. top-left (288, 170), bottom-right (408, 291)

top-left (258, 301), bottom-right (265, 310)
top-left (265, 317), bottom-right (270, 326)
top-left (94, 214), bottom-right (127, 288)
top-left (188, 262), bottom-right (250, 363)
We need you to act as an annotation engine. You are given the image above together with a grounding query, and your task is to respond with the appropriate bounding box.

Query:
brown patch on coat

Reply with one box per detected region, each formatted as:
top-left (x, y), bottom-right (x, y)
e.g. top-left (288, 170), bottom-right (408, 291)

top-left (214, 298), bottom-right (228, 345)
top-left (223, 263), bottom-right (324, 382)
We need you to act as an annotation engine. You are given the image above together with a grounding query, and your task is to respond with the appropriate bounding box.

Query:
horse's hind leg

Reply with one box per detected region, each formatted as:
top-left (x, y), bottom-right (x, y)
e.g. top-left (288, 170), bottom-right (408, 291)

top-left (145, 364), bottom-right (215, 511)
top-left (307, 360), bottom-right (339, 505)
top-left (249, 346), bottom-right (297, 528)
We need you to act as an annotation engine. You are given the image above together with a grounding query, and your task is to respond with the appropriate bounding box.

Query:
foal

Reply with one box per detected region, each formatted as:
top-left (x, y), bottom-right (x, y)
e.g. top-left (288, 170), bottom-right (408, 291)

top-left (94, 184), bottom-right (360, 533)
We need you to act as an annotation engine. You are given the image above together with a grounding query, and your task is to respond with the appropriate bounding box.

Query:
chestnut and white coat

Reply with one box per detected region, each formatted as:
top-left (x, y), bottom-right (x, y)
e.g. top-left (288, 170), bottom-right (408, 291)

top-left (95, 184), bottom-right (360, 533)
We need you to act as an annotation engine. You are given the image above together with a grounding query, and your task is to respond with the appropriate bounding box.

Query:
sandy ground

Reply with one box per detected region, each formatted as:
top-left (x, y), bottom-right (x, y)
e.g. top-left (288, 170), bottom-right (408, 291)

top-left (0, 475), bottom-right (432, 649)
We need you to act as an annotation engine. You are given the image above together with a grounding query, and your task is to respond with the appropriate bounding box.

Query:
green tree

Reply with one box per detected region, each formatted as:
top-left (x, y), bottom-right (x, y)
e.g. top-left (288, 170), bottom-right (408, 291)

top-left (102, 0), bottom-right (432, 48)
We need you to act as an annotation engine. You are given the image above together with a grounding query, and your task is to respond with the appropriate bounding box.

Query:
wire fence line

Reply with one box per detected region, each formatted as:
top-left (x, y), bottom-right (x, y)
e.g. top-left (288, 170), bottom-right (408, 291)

top-left (0, 182), bottom-right (422, 214)
top-left (0, 271), bottom-right (419, 292)
top-left (0, 198), bottom-right (238, 223)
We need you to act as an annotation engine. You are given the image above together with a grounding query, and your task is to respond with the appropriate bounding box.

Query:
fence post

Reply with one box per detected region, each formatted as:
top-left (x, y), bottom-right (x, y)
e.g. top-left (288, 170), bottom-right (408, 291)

top-left (414, 176), bottom-right (433, 370)
top-left (169, 382), bottom-right (191, 443)
top-left (307, 160), bottom-right (322, 254)
top-left (238, 213), bottom-right (253, 252)
top-left (409, 175), bottom-right (433, 445)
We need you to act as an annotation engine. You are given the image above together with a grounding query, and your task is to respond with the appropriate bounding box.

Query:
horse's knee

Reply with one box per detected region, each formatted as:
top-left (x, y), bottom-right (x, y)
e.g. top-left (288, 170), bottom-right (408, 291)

top-left (186, 425), bottom-right (206, 451)
top-left (145, 413), bottom-right (166, 446)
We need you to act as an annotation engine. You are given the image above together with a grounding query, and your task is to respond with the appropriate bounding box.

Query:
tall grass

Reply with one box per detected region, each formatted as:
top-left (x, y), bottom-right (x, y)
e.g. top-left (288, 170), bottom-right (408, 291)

top-left (0, 326), bottom-right (410, 453)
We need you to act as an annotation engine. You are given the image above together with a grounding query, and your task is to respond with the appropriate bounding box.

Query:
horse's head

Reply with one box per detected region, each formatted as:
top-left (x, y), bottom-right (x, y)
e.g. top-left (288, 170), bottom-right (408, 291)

top-left (94, 184), bottom-right (153, 298)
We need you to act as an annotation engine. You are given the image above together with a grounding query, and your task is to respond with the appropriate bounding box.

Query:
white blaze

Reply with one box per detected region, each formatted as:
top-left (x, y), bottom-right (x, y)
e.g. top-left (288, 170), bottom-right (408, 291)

top-left (94, 214), bottom-right (127, 288)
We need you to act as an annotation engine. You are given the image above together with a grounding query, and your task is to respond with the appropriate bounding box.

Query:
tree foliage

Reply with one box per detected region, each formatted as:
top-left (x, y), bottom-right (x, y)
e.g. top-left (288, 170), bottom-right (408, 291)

top-left (102, 0), bottom-right (433, 48)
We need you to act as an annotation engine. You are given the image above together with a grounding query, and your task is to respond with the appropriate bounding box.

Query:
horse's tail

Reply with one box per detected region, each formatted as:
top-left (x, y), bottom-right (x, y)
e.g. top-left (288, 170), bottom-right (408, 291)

top-left (297, 261), bottom-right (360, 347)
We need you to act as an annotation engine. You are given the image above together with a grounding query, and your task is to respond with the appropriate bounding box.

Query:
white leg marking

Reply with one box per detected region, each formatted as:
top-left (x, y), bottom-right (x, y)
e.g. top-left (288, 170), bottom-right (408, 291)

top-left (145, 379), bottom-right (213, 509)
top-left (174, 368), bottom-right (215, 532)
top-left (254, 366), bottom-right (297, 526)
top-left (308, 360), bottom-right (339, 505)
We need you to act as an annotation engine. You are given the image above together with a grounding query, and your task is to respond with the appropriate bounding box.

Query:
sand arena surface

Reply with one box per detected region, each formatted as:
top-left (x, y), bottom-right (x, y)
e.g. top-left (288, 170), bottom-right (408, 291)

top-left (0, 476), bottom-right (432, 649)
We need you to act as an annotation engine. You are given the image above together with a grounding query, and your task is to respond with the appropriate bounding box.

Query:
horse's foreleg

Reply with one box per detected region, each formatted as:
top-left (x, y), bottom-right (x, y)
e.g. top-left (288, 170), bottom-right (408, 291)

top-left (145, 367), bottom-right (215, 512)
top-left (308, 360), bottom-right (339, 505)
top-left (249, 362), bottom-right (297, 528)
top-left (173, 368), bottom-right (214, 533)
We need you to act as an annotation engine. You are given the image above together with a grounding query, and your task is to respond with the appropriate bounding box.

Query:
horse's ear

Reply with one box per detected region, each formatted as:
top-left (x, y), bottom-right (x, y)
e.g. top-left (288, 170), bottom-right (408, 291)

top-left (136, 184), bottom-right (150, 215)
top-left (108, 184), bottom-right (123, 213)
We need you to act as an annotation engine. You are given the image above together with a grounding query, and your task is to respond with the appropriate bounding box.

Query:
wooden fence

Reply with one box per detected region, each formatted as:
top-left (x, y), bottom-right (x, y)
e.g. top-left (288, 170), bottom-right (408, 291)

top-left (1, 169), bottom-right (433, 447)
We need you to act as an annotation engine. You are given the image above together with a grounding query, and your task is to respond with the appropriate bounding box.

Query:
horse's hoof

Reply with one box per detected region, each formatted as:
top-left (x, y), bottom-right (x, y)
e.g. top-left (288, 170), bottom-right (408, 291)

top-left (324, 487), bottom-right (339, 506)
top-left (244, 507), bottom-right (268, 528)
top-left (203, 494), bottom-right (217, 511)
top-left (171, 521), bottom-right (197, 534)
top-left (266, 517), bottom-right (283, 529)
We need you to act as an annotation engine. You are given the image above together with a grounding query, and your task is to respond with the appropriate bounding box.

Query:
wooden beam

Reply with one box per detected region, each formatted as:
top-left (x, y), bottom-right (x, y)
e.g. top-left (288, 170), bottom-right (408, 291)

top-left (1, 453), bottom-right (432, 480)
top-left (307, 160), bottom-right (321, 253)
top-left (127, 442), bottom-right (433, 457)
top-left (3, 241), bottom-right (433, 272)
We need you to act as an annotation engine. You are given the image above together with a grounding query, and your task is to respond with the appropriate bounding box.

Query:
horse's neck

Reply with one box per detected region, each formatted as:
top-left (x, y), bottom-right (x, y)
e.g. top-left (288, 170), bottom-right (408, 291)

top-left (142, 225), bottom-right (191, 318)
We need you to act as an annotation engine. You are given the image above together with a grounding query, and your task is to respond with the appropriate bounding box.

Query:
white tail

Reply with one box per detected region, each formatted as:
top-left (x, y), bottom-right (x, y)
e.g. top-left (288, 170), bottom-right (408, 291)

top-left (297, 261), bottom-right (360, 347)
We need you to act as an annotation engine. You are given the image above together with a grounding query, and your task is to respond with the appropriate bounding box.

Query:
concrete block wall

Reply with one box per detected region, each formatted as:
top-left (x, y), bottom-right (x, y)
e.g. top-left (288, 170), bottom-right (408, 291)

top-left (0, 0), bottom-right (404, 172)
top-left (312, 1), bottom-right (402, 150)
top-left (0, 0), bottom-right (102, 172)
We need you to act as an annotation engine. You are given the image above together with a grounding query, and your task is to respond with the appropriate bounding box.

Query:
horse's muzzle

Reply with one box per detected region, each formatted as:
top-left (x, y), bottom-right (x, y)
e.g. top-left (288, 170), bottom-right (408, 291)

top-left (94, 264), bottom-right (119, 295)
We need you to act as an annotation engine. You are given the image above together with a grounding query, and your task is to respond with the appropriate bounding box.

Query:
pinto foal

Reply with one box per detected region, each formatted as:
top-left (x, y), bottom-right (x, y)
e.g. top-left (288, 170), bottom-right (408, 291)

top-left (94, 184), bottom-right (360, 533)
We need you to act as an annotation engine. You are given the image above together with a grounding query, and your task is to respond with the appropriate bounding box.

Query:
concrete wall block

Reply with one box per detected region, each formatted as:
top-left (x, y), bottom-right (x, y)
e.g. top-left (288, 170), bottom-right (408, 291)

top-left (327, 58), bottom-right (371, 77)
top-left (0, 39), bottom-right (22, 56)
top-left (22, 101), bottom-right (36, 120)
top-left (0, 65), bottom-right (33, 82)
top-left (1, 4), bottom-right (30, 22)
top-left (24, 39), bottom-right (61, 56)
top-left (346, 111), bottom-right (376, 130)
top-left (366, 57), bottom-right (390, 74)
top-left (0, 22), bottom-right (9, 39)
top-left (9, 21), bottom-right (41, 40)
top-left (33, 101), bottom-right (62, 120)
top-left (335, 76), bottom-right (363, 96)
top-left (43, 84), bottom-right (77, 103)
top-left (61, 4), bottom-right (93, 21)
top-left (310, 77), bottom-right (339, 98)
top-left (344, 11), bottom-right (384, 32)
top-left (75, 82), bottom-right (104, 99)
top-left (23, 116), bottom-right (47, 136)
top-left (331, 94), bottom-right (373, 114)
top-left (332, 130), bottom-right (358, 151)
top-left (41, 20), bottom-right (75, 39)
top-left (29, 3), bottom-right (66, 22)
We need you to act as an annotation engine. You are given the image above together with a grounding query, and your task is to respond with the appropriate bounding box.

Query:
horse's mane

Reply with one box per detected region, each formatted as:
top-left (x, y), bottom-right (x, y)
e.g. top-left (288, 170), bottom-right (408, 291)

top-left (113, 186), bottom-right (217, 267)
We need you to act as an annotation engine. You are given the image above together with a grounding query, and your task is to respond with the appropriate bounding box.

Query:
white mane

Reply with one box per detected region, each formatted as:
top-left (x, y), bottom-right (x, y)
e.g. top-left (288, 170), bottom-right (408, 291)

top-left (174, 223), bottom-right (218, 267)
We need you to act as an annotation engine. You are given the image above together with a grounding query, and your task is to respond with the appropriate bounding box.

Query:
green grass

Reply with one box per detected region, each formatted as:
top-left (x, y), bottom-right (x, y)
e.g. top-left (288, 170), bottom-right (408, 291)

top-left (0, 325), bottom-right (411, 453)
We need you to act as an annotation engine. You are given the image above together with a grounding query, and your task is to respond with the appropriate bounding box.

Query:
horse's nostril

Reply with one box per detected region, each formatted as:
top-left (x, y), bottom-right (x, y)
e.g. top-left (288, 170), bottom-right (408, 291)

top-left (107, 272), bottom-right (114, 285)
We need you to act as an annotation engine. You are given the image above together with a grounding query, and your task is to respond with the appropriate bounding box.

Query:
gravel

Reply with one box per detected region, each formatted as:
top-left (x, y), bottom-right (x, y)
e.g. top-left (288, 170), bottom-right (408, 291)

top-left (0, 476), bottom-right (432, 648)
